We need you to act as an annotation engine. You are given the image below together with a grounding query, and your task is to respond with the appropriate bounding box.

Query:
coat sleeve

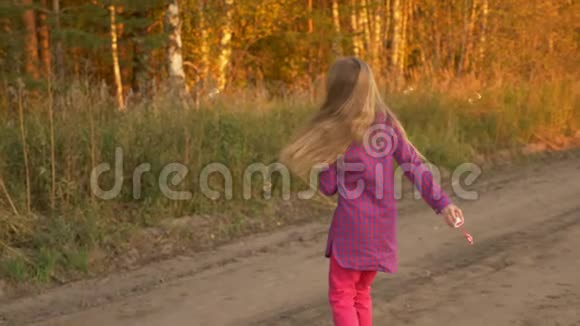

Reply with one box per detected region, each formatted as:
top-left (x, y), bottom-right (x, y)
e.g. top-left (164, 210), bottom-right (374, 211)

top-left (318, 162), bottom-right (338, 196)
top-left (392, 126), bottom-right (451, 214)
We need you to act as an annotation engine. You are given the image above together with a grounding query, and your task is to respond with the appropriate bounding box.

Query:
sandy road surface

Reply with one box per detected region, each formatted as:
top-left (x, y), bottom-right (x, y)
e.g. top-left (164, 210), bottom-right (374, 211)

top-left (1, 156), bottom-right (580, 326)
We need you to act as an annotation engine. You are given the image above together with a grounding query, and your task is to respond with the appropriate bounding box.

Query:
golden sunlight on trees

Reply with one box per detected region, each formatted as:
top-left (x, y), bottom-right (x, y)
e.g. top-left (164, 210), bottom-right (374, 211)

top-left (109, 4), bottom-right (125, 110)
top-left (165, 0), bottom-right (186, 91)
top-left (21, 0), bottom-right (40, 80)
top-left (0, 0), bottom-right (575, 97)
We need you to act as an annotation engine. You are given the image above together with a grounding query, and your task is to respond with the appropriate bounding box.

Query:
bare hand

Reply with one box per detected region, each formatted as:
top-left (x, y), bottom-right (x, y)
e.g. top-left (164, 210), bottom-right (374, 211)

top-left (441, 204), bottom-right (464, 228)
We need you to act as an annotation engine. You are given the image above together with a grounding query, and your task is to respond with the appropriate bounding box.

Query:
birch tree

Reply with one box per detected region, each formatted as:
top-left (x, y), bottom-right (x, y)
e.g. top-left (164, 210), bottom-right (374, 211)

top-left (390, 0), bottom-right (410, 88)
top-left (360, 0), bottom-right (371, 57)
top-left (350, 0), bottom-right (362, 57)
top-left (165, 0), bottom-right (186, 89)
top-left (217, 0), bottom-right (234, 91)
top-left (2, 0), bottom-right (573, 94)
top-left (199, 0), bottom-right (210, 83)
top-left (114, 6), bottom-right (131, 93)
top-left (371, 0), bottom-right (384, 71)
top-left (391, 0), bottom-right (403, 72)
top-left (331, 0), bottom-right (342, 56)
top-left (108, 5), bottom-right (125, 110)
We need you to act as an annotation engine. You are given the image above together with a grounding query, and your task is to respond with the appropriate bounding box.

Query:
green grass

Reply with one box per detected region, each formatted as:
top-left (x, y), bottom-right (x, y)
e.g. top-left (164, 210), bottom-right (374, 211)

top-left (1, 256), bottom-right (29, 282)
top-left (0, 78), bottom-right (577, 284)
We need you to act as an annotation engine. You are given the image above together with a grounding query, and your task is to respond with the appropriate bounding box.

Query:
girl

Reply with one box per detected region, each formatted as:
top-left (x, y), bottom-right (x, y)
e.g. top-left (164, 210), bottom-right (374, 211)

top-left (281, 57), bottom-right (465, 326)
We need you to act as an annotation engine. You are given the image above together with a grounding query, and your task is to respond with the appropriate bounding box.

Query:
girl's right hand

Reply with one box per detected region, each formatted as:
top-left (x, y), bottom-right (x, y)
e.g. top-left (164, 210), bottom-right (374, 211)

top-left (441, 204), bottom-right (465, 228)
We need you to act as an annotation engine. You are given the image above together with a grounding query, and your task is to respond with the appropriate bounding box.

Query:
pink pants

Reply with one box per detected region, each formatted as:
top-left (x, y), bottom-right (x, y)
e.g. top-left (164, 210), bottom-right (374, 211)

top-left (328, 256), bottom-right (378, 326)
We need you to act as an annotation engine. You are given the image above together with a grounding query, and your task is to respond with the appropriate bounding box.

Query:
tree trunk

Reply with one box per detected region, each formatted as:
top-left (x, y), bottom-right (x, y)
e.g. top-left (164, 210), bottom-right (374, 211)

top-left (445, 3), bottom-right (455, 70)
top-left (21, 0), bottom-right (40, 79)
top-left (115, 6), bottom-right (132, 93)
top-left (371, 0), bottom-right (383, 71)
top-left (109, 5), bottom-right (125, 111)
top-left (350, 0), bottom-right (362, 57)
top-left (131, 9), bottom-right (150, 95)
top-left (165, 0), bottom-right (186, 90)
top-left (199, 0), bottom-right (210, 84)
top-left (360, 0), bottom-right (371, 58)
top-left (431, 4), bottom-right (442, 72)
top-left (52, 0), bottom-right (64, 80)
top-left (384, 0), bottom-right (391, 43)
top-left (307, 0), bottom-right (313, 33)
top-left (331, 0), bottom-right (342, 56)
top-left (38, 0), bottom-right (51, 77)
top-left (132, 38), bottom-right (148, 95)
top-left (391, 0), bottom-right (403, 71)
top-left (217, 0), bottom-right (234, 91)
top-left (306, 0), bottom-right (314, 87)
top-left (391, 0), bottom-right (408, 88)
top-left (465, 0), bottom-right (478, 71)
top-left (478, 0), bottom-right (489, 71)
top-left (458, 0), bottom-right (478, 76)
top-left (400, 0), bottom-right (408, 71)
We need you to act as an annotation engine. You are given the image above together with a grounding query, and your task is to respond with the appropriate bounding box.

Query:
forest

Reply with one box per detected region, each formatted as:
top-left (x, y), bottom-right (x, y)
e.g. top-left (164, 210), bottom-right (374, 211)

top-left (0, 0), bottom-right (578, 283)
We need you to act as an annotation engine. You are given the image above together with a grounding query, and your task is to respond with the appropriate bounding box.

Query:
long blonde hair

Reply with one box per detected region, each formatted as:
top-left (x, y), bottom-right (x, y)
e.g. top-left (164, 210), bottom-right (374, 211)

top-left (280, 57), bottom-right (415, 178)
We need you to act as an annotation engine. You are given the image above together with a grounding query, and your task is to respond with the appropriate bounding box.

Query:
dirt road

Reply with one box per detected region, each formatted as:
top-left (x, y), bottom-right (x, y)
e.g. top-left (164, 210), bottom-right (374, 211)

top-left (1, 156), bottom-right (580, 326)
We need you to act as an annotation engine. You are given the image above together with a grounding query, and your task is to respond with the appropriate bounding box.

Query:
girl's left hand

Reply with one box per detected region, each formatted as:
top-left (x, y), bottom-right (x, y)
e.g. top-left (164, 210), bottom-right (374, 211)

top-left (441, 204), bottom-right (465, 228)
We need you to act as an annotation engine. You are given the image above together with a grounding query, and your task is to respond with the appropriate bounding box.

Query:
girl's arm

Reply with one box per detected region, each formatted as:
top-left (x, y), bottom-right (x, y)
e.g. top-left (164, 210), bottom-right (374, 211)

top-left (392, 126), bottom-right (451, 214)
top-left (318, 162), bottom-right (338, 196)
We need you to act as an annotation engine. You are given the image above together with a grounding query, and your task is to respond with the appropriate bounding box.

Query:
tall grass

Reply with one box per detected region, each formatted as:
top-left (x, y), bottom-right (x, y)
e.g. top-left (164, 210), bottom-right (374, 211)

top-left (0, 78), bottom-right (577, 283)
